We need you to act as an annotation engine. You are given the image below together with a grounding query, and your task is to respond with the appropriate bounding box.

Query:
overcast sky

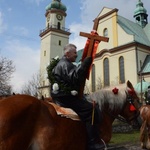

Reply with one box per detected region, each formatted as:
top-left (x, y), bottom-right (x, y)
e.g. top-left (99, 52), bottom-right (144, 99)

top-left (0, 0), bottom-right (150, 93)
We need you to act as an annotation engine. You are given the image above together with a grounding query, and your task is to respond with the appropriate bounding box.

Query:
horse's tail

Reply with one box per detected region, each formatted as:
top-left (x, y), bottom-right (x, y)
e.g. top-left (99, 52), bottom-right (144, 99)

top-left (140, 120), bottom-right (148, 142)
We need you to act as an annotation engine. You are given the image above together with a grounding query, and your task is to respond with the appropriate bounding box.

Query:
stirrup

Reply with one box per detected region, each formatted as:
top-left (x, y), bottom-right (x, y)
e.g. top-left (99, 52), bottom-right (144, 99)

top-left (88, 140), bottom-right (105, 150)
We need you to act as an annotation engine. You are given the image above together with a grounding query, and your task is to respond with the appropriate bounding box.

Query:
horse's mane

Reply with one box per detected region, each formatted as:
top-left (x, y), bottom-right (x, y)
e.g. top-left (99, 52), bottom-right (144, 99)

top-left (87, 84), bottom-right (129, 112)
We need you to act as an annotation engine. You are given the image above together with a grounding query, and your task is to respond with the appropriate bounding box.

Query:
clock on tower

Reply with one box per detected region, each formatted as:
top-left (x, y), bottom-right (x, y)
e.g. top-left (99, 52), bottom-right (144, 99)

top-left (56, 14), bottom-right (63, 21)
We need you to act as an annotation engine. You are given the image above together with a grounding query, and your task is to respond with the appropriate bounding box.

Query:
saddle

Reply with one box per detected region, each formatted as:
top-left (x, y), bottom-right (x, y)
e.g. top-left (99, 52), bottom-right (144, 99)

top-left (48, 102), bottom-right (81, 121)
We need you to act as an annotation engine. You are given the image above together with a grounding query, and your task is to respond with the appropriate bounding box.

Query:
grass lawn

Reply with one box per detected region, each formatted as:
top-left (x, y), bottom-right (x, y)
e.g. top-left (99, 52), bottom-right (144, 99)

top-left (109, 130), bottom-right (140, 146)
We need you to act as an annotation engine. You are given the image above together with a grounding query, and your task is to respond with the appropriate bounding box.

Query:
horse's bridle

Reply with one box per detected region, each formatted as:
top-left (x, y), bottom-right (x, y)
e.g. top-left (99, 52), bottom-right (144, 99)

top-left (123, 91), bottom-right (140, 123)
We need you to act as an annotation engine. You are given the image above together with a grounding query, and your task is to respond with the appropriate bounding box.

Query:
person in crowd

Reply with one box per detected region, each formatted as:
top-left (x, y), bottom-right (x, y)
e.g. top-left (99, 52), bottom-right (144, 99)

top-left (145, 85), bottom-right (150, 105)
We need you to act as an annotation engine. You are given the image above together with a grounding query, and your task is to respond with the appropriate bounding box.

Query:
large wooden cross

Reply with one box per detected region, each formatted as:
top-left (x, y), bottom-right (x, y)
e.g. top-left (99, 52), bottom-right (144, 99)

top-left (79, 18), bottom-right (109, 99)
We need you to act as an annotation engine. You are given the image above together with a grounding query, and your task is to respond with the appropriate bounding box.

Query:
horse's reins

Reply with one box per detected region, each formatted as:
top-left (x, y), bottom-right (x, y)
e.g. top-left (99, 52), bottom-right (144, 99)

top-left (104, 110), bottom-right (129, 124)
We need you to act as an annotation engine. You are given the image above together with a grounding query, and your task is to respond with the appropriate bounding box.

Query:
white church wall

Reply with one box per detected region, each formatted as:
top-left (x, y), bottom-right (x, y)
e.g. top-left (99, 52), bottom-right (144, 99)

top-left (117, 25), bottom-right (134, 46)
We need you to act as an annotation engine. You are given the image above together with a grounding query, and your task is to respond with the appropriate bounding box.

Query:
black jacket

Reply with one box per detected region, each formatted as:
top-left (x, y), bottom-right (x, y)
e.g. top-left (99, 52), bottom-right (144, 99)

top-left (51, 56), bottom-right (91, 97)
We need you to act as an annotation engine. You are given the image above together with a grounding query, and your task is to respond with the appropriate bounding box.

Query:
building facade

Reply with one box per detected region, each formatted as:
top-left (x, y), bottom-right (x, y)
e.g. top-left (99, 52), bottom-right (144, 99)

top-left (39, 0), bottom-right (150, 97)
top-left (84, 0), bottom-right (150, 92)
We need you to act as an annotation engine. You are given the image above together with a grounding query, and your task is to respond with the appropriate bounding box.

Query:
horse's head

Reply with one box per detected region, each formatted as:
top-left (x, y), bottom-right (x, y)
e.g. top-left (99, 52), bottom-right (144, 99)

top-left (119, 80), bottom-right (142, 129)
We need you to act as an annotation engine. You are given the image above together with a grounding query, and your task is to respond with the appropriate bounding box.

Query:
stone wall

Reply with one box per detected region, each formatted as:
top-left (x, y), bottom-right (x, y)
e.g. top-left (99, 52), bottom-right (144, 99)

top-left (112, 120), bottom-right (134, 133)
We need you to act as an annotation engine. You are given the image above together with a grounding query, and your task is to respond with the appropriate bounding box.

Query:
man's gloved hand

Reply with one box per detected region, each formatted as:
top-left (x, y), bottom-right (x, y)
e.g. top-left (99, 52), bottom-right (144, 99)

top-left (81, 57), bottom-right (92, 68)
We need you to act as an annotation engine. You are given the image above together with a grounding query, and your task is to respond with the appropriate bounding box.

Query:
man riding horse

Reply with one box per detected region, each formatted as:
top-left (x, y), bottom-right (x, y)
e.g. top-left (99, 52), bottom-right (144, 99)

top-left (50, 43), bottom-right (104, 150)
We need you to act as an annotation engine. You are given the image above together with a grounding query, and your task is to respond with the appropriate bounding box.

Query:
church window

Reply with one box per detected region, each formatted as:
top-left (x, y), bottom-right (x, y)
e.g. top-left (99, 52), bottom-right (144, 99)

top-left (57, 22), bottom-right (61, 30)
top-left (103, 58), bottom-right (110, 86)
top-left (59, 40), bottom-right (61, 46)
top-left (44, 50), bottom-right (46, 56)
top-left (119, 56), bottom-right (125, 83)
top-left (91, 64), bottom-right (96, 92)
top-left (103, 28), bottom-right (108, 37)
top-left (47, 23), bottom-right (49, 28)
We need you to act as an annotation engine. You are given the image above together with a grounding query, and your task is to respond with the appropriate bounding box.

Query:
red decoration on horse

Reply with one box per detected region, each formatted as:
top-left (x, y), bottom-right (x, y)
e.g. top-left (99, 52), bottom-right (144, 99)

top-left (130, 104), bottom-right (136, 111)
top-left (112, 87), bottom-right (119, 94)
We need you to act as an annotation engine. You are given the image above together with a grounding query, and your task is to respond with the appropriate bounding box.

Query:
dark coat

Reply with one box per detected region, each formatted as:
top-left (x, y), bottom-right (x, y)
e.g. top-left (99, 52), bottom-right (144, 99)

top-left (51, 56), bottom-right (87, 97)
top-left (51, 56), bottom-right (102, 124)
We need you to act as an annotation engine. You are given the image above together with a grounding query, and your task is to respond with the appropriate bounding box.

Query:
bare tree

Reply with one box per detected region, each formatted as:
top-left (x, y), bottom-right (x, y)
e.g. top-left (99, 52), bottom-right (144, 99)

top-left (0, 56), bottom-right (15, 95)
top-left (20, 72), bottom-right (43, 98)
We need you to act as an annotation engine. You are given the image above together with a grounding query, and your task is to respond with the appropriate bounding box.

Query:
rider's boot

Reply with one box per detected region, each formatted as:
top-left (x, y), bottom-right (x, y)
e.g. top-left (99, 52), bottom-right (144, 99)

top-left (86, 123), bottom-right (105, 150)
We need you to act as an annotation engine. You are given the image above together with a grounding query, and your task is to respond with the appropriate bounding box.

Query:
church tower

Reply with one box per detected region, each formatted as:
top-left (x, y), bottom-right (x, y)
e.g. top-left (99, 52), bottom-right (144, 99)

top-left (39, 0), bottom-right (71, 97)
top-left (134, 0), bottom-right (148, 28)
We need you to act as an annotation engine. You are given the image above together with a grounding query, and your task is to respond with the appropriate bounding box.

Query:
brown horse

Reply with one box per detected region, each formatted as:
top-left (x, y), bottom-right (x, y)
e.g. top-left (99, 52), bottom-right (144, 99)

top-left (0, 80), bottom-right (140, 150)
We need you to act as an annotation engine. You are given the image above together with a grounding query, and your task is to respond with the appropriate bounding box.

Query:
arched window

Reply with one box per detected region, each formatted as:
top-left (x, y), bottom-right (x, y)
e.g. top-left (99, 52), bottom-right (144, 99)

top-left (44, 50), bottom-right (46, 56)
top-left (103, 28), bottom-right (108, 37)
top-left (119, 56), bottom-right (125, 83)
top-left (58, 40), bottom-right (61, 46)
top-left (103, 58), bottom-right (110, 86)
top-left (91, 64), bottom-right (95, 92)
top-left (57, 22), bottom-right (61, 30)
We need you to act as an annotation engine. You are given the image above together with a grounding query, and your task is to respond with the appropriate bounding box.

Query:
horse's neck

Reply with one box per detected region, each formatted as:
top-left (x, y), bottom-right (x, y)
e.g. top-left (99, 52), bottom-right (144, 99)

top-left (89, 89), bottom-right (126, 113)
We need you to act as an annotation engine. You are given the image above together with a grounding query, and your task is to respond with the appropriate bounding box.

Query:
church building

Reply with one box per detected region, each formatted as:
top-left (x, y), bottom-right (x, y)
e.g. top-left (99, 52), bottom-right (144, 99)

top-left (84, 0), bottom-right (150, 92)
top-left (39, 0), bottom-right (150, 97)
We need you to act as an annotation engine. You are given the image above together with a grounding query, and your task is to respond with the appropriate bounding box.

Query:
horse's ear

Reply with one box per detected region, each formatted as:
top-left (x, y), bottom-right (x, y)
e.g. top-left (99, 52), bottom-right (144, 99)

top-left (127, 80), bottom-right (134, 89)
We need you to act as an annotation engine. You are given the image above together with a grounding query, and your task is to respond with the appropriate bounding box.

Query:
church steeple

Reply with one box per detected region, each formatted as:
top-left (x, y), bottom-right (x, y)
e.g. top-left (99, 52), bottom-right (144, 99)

top-left (45, 0), bottom-right (67, 12)
top-left (134, 0), bottom-right (148, 28)
top-left (39, 0), bottom-right (70, 97)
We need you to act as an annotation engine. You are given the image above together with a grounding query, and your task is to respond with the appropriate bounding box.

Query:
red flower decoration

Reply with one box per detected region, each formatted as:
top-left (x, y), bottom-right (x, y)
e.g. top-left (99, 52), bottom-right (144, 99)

top-left (112, 87), bottom-right (119, 94)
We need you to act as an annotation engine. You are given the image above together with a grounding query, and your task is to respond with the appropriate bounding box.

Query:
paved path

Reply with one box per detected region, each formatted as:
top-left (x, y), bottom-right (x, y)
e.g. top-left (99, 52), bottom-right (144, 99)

top-left (106, 142), bottom-right (146, 150)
